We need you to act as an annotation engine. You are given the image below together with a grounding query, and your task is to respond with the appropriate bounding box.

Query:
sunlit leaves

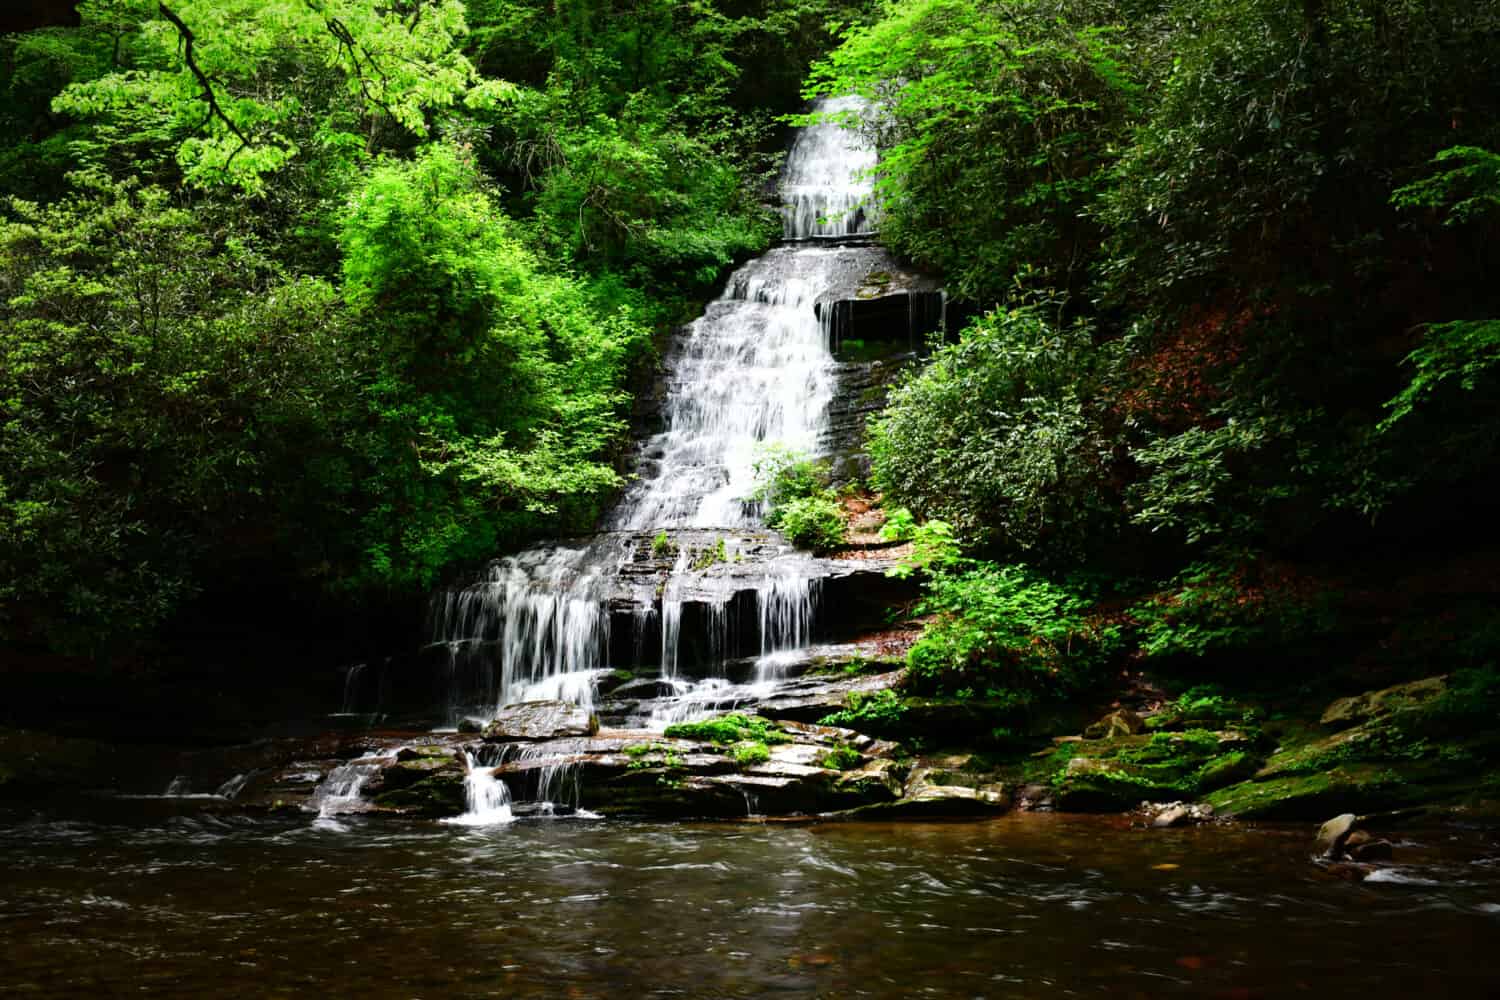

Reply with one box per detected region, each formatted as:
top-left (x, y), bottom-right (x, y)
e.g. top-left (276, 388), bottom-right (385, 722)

top-left (52, 0), bottom-right (499, 192)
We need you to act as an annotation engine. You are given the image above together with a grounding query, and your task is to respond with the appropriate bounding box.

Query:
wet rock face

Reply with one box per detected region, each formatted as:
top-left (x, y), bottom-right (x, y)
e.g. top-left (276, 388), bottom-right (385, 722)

top-left (483, 701), bottom-right (599, 742)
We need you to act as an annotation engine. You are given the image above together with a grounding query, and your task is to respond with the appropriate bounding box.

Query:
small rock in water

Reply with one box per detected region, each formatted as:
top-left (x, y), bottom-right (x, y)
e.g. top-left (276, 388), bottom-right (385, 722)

top-left (1152, 804), bottom-right (1192, 828)
top-left (457, 719), bottom-right (482, 734)
top-left (1316, 813), bottom-right (1360, 857)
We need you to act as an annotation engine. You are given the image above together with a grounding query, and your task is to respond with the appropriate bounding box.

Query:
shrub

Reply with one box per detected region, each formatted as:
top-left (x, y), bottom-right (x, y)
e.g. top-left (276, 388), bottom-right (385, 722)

top-left (906, 561), bottom-right (1123, 698)
top-left (775, 495), bottom-right (846, 552)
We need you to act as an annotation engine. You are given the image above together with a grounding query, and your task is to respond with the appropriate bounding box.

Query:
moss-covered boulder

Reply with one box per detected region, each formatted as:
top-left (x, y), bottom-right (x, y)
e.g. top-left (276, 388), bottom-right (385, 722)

top-left (1045, 730), bottom-right (1267, 811)
top-left (1204, 671), bottom-right (1500, 819)
top-left (371, 771), bottom-right (467, 817)
top-left (1319, 675), bottom-right (1447, 729)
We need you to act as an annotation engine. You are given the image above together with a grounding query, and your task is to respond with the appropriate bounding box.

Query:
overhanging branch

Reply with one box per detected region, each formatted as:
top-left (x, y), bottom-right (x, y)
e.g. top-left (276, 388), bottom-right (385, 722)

top-left (157, 2), bottom-right (253, 167)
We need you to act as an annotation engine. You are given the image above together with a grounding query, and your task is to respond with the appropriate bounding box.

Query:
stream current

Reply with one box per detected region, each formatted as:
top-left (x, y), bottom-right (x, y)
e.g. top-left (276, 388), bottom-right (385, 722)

top-left (2, 802), bottom-right (1497, 998)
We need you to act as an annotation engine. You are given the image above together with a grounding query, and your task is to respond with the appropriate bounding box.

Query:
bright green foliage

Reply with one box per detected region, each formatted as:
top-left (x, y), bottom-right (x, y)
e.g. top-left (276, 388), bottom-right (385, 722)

top-left (869, 305), bottom-right (1117, 554)
top-left (815, 744), bottom-right (863, 771)
top-left (52, 0), bottom-right (507, 194)
top-left (806, 0), bottom-right (1141, 303)
top-left (752, 444), bottom-right (846, 552)
top-left (819, 688), bottom-right (907, 730)
top-left (877, 506), bottom-right (916, 542)
top-left (1392, 147), bottom-right (1500, 226)
top-left (729, 740), bottom-right (771, 767)
top-left (337, 145), bottom-right (645, 587)
top-left (651, 531), bottom-right (677, 559)
top-left (664, 713), bottom-right (790, 745)
top-left (774, 496), bottom-right (846, 552)
top-left (691, 537), bottom-right (729, 571)
top-left (1381, 320), bottom-right (1500, 431)
top-left (906, 561), bottom-right (1122, 698)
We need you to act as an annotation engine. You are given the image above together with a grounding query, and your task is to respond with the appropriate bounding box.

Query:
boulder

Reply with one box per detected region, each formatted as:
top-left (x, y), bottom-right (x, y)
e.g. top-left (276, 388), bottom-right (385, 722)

top-left (878, 766), bottom-right (1009, 816)
top-left (1152, 804), bottom-right (1192, 828)
top-left (1316, 813), bottom-right (1359, 856)
top-left (1320, 676), bottom-right (1447, 729)
top-left (1084, 708), bottom-right (1145, 741)
top-left (482, 700), bottom-right (598, 742)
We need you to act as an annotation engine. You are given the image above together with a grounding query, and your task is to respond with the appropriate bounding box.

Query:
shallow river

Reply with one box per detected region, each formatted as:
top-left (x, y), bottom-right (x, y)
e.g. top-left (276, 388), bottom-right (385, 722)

top-left (2, 804), bottom-right (1497, 998)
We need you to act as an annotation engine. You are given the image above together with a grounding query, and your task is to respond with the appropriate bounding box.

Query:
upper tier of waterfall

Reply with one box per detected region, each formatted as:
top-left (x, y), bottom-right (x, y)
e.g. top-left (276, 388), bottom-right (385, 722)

top-left (782, 95), bottom-right (879, 239)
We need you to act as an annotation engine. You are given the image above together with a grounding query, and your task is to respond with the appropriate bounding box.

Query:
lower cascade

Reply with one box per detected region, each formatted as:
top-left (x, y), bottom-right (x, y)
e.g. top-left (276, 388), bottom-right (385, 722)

top-left (443, 752), bottom-right (514, 827)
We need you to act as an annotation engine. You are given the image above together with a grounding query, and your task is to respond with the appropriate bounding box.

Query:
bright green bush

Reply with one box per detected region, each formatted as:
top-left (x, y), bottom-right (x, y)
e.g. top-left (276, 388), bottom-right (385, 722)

top-left (906, 561), bottom-right (1123, 698)
top-left (774, 496), bottom-right (846, 552)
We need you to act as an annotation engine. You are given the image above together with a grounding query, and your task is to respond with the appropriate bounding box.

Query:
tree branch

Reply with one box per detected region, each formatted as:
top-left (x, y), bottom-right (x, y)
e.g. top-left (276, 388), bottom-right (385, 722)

top-left (157, 2), bottom-right (253, 165)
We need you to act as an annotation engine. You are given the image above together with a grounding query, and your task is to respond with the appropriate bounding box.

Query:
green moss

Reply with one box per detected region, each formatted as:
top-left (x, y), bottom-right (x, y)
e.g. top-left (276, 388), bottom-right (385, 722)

top-left (372, 774), bottom-right (466, 816)
top-left (816, 745), bottom-right (864, 771)
top-left (729, 740), bottom-right (770, 767)
top-left (664, 713), bottom-right (789, 745)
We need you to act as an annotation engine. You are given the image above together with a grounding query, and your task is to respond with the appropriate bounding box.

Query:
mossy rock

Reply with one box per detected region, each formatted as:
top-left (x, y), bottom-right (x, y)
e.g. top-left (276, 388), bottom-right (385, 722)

top-left (1320, 675), bottom-right (1447, 730)
top-left (372, 771), bottom-right (466, 817)
top-left (1049, 730), bottom-right (1266, 811)
top-left (1204, 766), bottom-right (1393, 819)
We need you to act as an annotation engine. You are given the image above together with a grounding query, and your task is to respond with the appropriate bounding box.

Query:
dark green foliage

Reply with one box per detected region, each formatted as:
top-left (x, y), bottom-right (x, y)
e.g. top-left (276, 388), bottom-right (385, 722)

top-left (1128, 559), bottom-right (1338, 662)
top-left (869, 305), bottom-right (1117, 554)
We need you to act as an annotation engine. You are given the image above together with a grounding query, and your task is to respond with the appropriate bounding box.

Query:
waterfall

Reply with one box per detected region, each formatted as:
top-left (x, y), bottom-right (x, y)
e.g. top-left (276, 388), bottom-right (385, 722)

top-left (443, 752), bottom-right (514, 827)
top-left (782, 95), bottom-right (879, 239)
top-left (309, 752), bottom-right (394, 819)
top-left (426, 96), bottom-right (881, 723)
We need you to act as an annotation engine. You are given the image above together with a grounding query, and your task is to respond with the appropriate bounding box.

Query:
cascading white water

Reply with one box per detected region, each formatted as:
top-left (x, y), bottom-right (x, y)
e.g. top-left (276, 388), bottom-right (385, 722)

top-left (309, 752), bottom-right (395, 819)
top-left (442, 752), bottom-right (514, 827)
top-left (608, 249), bottom-right (841, 529)
top-left (782, 95), bottom-right (879, 239)
top-left (427, 96), bottom-right (879, 722)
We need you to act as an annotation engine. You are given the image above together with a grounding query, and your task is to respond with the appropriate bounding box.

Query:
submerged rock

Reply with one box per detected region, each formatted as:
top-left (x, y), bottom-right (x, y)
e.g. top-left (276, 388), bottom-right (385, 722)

top-left (482, 701), bottom-right (599, 742)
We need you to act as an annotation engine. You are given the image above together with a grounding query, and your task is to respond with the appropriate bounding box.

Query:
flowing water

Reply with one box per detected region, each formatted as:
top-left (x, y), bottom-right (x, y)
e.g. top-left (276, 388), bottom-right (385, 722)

top-left (424, 97), bottom-right (882, 723)
top-left (2, 803), bottom-right (1497, 998)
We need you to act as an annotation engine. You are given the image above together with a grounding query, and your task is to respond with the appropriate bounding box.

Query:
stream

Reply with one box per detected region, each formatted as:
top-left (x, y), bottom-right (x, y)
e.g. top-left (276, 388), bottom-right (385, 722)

top-left (2, 803), bottom-right (1497, 997)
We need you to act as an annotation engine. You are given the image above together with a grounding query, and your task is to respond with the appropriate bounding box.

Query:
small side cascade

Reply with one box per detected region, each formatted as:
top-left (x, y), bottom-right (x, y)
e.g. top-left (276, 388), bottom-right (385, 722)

top-left (309, 750), bottom-right (396, 819)
top-left (443, 751), bottom-right (514, 827)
